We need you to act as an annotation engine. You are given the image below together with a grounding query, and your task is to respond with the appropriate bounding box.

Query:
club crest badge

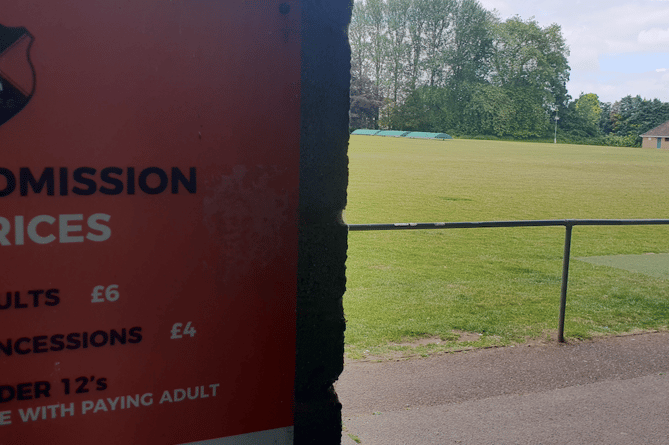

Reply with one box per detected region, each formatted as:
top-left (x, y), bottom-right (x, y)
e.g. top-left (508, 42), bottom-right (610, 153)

top-left (0, 23), bottom-right (35, 128)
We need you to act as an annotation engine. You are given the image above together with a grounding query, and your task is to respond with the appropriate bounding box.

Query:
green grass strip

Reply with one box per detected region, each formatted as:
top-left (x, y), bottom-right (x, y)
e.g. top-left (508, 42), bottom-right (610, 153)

top-left (578, 254), bottom-right (669, 280)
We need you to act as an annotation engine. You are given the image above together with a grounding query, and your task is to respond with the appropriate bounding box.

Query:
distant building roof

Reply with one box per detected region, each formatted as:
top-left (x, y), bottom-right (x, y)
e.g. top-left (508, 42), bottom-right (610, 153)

top-left (641, 120), bottom-right (669, 137)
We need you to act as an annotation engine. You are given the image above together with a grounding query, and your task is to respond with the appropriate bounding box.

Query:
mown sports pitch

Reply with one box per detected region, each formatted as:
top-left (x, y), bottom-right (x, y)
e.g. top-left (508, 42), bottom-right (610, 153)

top-left (344, 136), bottom-right (669, 360)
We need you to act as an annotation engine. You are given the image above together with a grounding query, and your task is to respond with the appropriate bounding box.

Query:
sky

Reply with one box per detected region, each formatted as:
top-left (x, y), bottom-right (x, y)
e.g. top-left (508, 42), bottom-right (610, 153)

top-left (477, 0), bottom-right (669, 103)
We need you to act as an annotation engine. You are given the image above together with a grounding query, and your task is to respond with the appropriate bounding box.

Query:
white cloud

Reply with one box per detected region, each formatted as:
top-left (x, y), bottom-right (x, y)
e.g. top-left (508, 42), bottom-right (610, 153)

top-left (477, 0), bottom-right (514, 18)
top-left (638, 27), bottom-right (669, 45)
top-left (658, 68), bottom-right (668, 72)
top-left (569, 44), bottom-right (601, 72)
top-left (569, 70), bottom-right (669, 103)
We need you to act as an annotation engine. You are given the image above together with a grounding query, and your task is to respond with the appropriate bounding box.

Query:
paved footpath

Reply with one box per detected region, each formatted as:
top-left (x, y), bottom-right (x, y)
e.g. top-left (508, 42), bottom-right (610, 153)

top-left (336, 332), bottom-right (669, 444)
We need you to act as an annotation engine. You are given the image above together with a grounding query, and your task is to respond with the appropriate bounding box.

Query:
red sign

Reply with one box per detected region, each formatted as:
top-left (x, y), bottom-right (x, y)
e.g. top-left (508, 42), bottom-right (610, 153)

top-left (0, 1), bottom-right (300, 443)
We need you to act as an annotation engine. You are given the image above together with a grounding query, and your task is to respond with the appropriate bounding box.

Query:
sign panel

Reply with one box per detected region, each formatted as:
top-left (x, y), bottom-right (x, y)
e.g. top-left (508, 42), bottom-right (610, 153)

top-left (0, 1), bottom-right (300, 443)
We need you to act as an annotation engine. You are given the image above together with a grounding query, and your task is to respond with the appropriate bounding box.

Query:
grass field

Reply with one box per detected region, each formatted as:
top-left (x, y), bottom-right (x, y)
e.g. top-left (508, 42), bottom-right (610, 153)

top-left (344, 136), bottom-right (669, 360)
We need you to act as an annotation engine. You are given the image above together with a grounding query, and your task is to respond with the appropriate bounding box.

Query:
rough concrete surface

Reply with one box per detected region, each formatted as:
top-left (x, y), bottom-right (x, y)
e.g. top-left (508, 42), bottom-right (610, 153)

top-left (337, 332), bottom-right (669, 444)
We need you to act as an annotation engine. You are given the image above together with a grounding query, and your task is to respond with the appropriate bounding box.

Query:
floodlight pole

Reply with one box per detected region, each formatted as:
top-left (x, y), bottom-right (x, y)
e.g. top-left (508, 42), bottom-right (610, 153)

top-left (554, 109), bottom-right (559, 144)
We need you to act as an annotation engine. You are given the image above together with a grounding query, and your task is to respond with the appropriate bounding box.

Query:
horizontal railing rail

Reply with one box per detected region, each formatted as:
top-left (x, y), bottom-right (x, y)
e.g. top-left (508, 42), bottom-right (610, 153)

top-left (349, 219), bottom-right (669, 231)
top-left (347, 219), bottom-right (669, 342)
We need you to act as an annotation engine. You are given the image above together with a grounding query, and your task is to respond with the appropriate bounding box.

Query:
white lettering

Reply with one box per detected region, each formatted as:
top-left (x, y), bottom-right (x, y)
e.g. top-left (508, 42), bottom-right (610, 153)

top-left (46, 404), bottom-right (60, 418)
top-left (160, 385), bottom-right (220, 404)
top-left (86, 213), bottom-right (112, 242)
top-left (93, 399), bottom-right (108, 413)
top-left (0, 217), bottom-right (9, 246)
top-left (27, 215), bottom-right (56, 244)
top-left (127, 394), bottom-right (139, 408)
top-left (14, 404), bottom-right (74, 422)
top-left (0, 214), bottom-right (112, 246)
top-left (61, 403), bottom-right (75, 417)
top-left (0, 410), bottom-right (11, 426)
top-left (14, 216), bottom-right (23, 245)
top-left (174, 389), bottom-right (186, 402)
top-left (81, 400), bottom-right (94, 415)
top-left (140, 393), bottom-right (153, 406)
top-left (159, 390), bottom-right (173, 404)
top-left (107, 397), bottom-right (120, 410)
top-left (187, 387), bottom-right (199, 400)
top-left (18, 406), bottom-right (41, 422)
top-left (83, 394), bottom-right (152, 414)
top-left (59, 214), bottom-right (84, 243)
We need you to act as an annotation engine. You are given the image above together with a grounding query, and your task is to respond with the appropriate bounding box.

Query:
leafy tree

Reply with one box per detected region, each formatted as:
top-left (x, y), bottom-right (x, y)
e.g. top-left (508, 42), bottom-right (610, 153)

top-left (596, 96), bottom-right (669, 145)
top-left (444, 0), bottom-right (495, 128)
top-left (557, 94), bottom-right (669, 146)
top-left (385, 0), bottom-right (411, 103)
top-left (490, 16), bottom-right (570, 109)
top-left (598, 101), bottom-right (613, 135)
top-left (349, 1), bottom-right (372, 83)
top-left (560, 93), bottom-right (602, 138)
top-left (366, 0), bottom-right (389, 94)
top-left (462, 83), bottom-right (513, 136)
top-left (421, 0), bottom-right (456, 87)
top-left (406, 0), bottom-right (429, 91)
top-left (385, 86), bottom-right (457, 131)
top-left (575, 93), bottom-right (602, 131)
top-left (446, 0), bottom-right (494, 87)
top-left (350, 61), bottom-right (384, 130)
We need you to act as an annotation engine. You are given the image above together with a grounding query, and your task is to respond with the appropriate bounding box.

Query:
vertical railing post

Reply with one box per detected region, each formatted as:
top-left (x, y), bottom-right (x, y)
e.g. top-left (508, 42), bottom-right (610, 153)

top-left (558, 223), bottom-right (573, 343)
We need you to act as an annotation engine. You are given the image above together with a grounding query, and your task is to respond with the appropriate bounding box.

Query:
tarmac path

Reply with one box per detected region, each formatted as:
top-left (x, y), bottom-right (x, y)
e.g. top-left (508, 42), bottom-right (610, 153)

top-left (336, 332), bottom-right (669, 444)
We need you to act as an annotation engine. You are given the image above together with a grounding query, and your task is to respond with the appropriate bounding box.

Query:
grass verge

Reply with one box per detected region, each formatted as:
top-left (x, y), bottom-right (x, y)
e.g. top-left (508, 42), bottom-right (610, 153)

top-left (344, 137), bottom-right (669, 360)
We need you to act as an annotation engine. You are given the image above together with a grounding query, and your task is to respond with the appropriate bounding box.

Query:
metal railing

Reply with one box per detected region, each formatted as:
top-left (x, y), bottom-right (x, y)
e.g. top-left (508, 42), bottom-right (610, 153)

top-left (348, 219), bottom-right (669, 342)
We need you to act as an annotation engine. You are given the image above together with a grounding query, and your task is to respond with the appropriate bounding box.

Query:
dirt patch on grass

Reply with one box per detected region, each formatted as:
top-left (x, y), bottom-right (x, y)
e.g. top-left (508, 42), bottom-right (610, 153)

top-left (346, 329), bottom-right (669, 364)
top-left (522, 330), bottom-right (560, 346)
top-left (455, 330), bottom-right (484, 342)
top-left (388, 331), bottom-right (482, 348)
top-left (388, 336), bottom-right (444, 348)
top-left (346, 331), bottom-right (494, 362)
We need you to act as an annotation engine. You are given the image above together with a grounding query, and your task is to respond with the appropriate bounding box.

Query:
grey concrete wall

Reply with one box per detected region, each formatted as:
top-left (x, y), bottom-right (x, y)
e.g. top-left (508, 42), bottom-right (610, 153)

top-left (295, 1), bottom-right (351, 444)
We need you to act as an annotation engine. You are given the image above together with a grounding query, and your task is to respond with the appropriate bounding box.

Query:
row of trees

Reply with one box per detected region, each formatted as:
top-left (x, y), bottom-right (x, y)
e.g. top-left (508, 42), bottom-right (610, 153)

top-left (349, 0), bottom-right (570, 138)
top-left (349, 0), bottom-right (669, 145)
top-left (560, 94), bottom-right (669, 146)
